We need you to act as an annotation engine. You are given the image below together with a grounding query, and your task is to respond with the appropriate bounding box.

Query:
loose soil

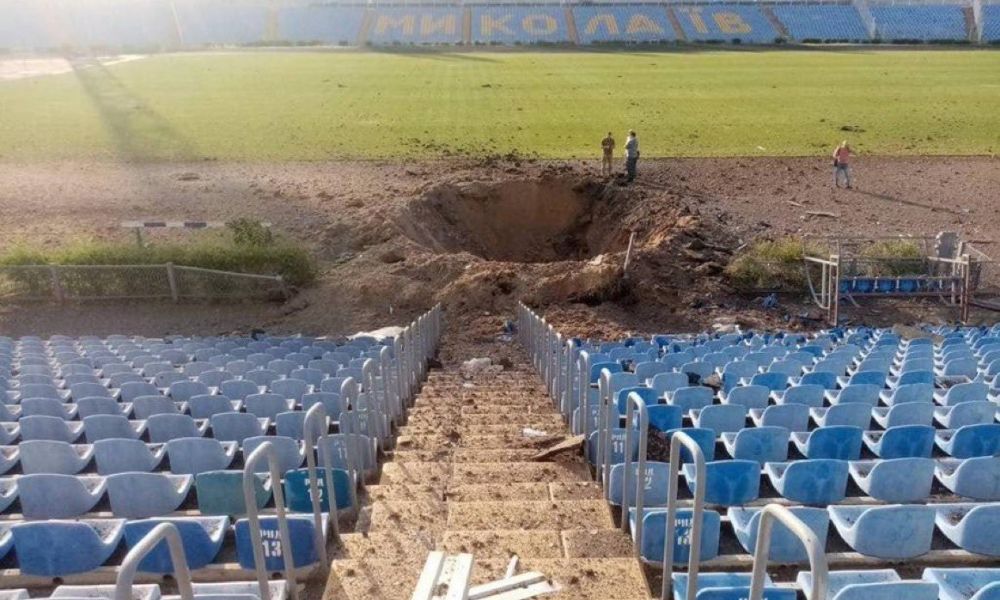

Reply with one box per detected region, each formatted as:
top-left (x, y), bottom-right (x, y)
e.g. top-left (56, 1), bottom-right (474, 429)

top-left (0, 155), bottom-right (997, 341)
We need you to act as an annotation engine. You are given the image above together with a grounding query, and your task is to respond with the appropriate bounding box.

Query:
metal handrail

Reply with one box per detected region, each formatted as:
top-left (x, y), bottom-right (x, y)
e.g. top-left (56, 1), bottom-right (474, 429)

top-left (577, 350), bottom-right (594, 437)
top-left (302, 403), bottom-right (341, 558)
top-left (115, 522), bottom-right (194, 600)
top-left (621, 391), bottom-right (649, 559)
top-left (243, 441), bottom-right (299, 600)
top-left (598, 368), bottom-right (615, 492)
top-left (661, 431), bottom-right (707, 600)
top-left (748, 504), bottom-right (828, 600)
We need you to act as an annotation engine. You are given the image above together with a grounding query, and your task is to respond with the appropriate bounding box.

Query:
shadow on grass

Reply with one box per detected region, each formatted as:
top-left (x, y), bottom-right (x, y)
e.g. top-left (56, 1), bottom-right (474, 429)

top-left (71, 59), bottom-right (200, 161)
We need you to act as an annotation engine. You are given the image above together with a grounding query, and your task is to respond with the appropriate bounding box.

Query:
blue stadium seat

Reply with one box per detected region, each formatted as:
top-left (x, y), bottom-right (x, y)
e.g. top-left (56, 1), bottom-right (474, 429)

top-left (166, 438), bottom-right (237, 475)
top-left (629, 508), bottom-right (721, 565)
top-left (772, 5), bottom-right (869, 42)
top-left (692, 404), bottom-right (747, 435)
top-left (634, 361), bottom-right (672, 383)
top-left (470, 6), bottom-right (571, 44)
top-left (20, 398), bottom-right (77, 419)
top-left (935, 504), bottom-right (1000, 556)
top-left (871, 5), bottom-right (967, 42)
top-left (107, 472), bottom-right (192, 518)
top-left (937, 457), bottom-right (1000, 500)
top-left (936, 382), bottom-right (990, 406)
top-left (673, 5), bottom-right (779, 43)
top-left (19, 440), bottom-right (92, 474)
top-left (77, 397), bottom-right (131, 419)
top-left (245, 393), bottom-right (296, 420)
top-left (729, 506), bottom-right (830, 562)
top-left (937, 424), bottom-right (1000, 458)
top-left (284, 467), bottom-right (354, 512)
top-left (17, 473), bottom-right (106, 518)
top-left (220, 379), bottom-right (262, 401)
top-left (797, 569), bottom-right (938, 600)
top-left (721, 384), bottom-right (770, 409)
top-left (19, 415), bottom-right (84, 442)
top-left (722, 426), bottom-right (790, 464)
top-left (799, 372), bottom-right (839, 390)
top-left (120, 382), bottom-right (159, 403)
top-left (647, 405), bottom-right (684, 433)
top-left (671, 572), bottom-right (795, 600)
top-left (764, 459), bottom-right (848, 504)
top-left (750, 404), bottom-right (810, 432)
top-left (244, 369), bottom-right (280, 387)
top-left (827, 384), bottom-right (880, 406)
top-left (11, 519), bottom-right (124, 576)
top-left (664, 427), bottom-right (716, 462)
top-left (748, 372), bottom-right (789, 392)
top-left (880, 382), bottom-right (934, 406)
top-left (923, 567), bottom-right (1000, 600)
top-left (276, 411), bottom-right (329, 442)
top-left (134, 396), bottom-right (187, 420)
top-left (189, 394), bottom-right (241, 419)
top-left (319, 433), bottom-right (377, 474)
top-left (268, 379), bottom-right (310, 403)
top-left (69, 382), bottom-right (112, 401)
top-left (872, 402), bottom-right (935, 428)
top-left (775, 384), bottom-right (826, 408)
top-left (609, 461), bottom-right (670, 508)
top-left (850, 457), bottom-right (934, 503)
top-left (811, 403), bottom-right (872, 430)
top-left (210, 412), bottom-right (269, 443)
top-left (985, 5), bottom-right (1000, 43)
top-left (682, 459), bottom-right (760, 506)
top-left (301, 392), bottom-right (345, 417)
top-left (792, 426), bottom-right (863, 460)
top-left (243, 436), bottom-right (304, 474)
top-left (123, 516), bottom-right (227, 573)
top-left (195, 469), bottom-right (271, 517)
top-left (235, 514), bottom-right (328, 570)
top-left (668, 386), bottom-right (714, 411)
top-left (935, 401), bottom-right (996, 429)
top-left (828, 504), bottom-right (935, 559)
top-left (0, 478), bottom-right (16, 513)
top-left (863, 425), bottom-right (935, 458)
top-left (94, 438), bottom-right (165, 475)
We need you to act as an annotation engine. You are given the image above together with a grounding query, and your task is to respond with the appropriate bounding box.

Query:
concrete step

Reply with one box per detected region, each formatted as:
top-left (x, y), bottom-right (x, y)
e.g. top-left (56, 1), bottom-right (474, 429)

top-left (404, 413), bottom-right (565, 428)
top-left (439, 528), bottom-right (636, 559)
top-left (451, 461), bottom-right (590, 485)
top-left (364, 499), bottom-right (449, 537)
top-left (399, 422), bottom-right (571, 436)
top-left (377, 461), bottom-right (451, 485)
top-left (447, 500), bottom-right (613, 530)
top-left (366, 480), bottom-right (603, 503)
top-left (390, 448), bottom-right (541, 463)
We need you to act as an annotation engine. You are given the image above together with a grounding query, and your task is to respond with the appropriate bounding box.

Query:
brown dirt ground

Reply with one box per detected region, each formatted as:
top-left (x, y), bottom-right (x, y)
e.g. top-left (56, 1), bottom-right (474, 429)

top-left (0, 155), bottom-right (997, 340)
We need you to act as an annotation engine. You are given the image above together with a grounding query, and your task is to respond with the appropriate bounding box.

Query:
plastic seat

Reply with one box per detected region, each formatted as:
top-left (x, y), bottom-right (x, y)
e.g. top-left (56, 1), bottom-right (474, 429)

top-left (77, 397), bottom-right (131, 419)
top-left (749, 372), bottom-right (789, 392)
top-left (243, 436), bottom-right (304, 474)
top-left (244, 369), bottom-right (280, 387)
top-left (775, 384), bottom-right (825, 408)
top-left (720, 385), bottom-right (770, 409)
top-left (863, 424), bottom-right (935, 459)
top-left (923, 567), bottom-right (1000, 600)
top-left (107, 472), bottom-right (193, 518)
top-left (800, 371), bottom-right (839, 390)
top-left (837, 371), bottom-right (886, 390)
top-left (667, 387), bottom-right (714, 412)
top-left (17, 474), bottom-right (105, 519)
top-left (166, 438), bottom-right (237, 475)
top-left (586, 428), bottom-right (638, 465)
top-left (19, 415), bottom-right (84, 442)
top-left (268, 379), bottom-right (310, 403)
top-left (628, 507), bottom-right (721, 565)
top-left (935, 401), bottom-right (995, 429)
top-left (764, 459), bottom-right (848, 505)
top-left (664, 427), bottom-right (716, 463)
top-left (120, 381), bottom-right (159, 403)
top-left (792, 426), bottom-right (863, 460)
top-left (826, 384), bottom-right (880, 406)
top-left (871, 402), bottom-right (934, 428)
top-left (0, 404), bottom-right (20, 423)
top-left (210, 412), bottom-right (269, 443)
top-left (275, 411), bottom-right (329, 441)
top-left (123, 516), bottom-right (227, 573)
top-left (828, 504), bottom-right (935, 559)
top-left (937, 457), bottom-right (1000, 501)
top-left (17, 384), bottom-right (68, 402)
top-left (750, 404), bottom-right (810, 432)
top-left (133, 396), bottom-right (187, 420)
top-left (797, 569), bottom-right (938, 600)
top-left (646, 405), bottom-right (684, 433)
top-left (671, 572), bottom-right (795, 600)
top-left (692, 404), bottom-right (746, 435)
top-left (168, 380), bottom-right (210, 402)
top-left (937, 424), bottom-right (1000, 458)
top-left (94, 438), bottom-right (165, 475)
top-left (682, 459), bottom-right (760, 506)
top-left (730, 506), bottom-right (829, 563)
top-left (887, 369), bottom-right (935, 389)
top-left (722, 426), bottom-right (789, 464)
top-left (880, 382), bottom-right (934, 406)
top-left (146, 414), bottom-right (207, 443)
top-left (69, 383), bottom-right (112, 401)
top-left (318, 433), bottom-right (377, 474)
top-left (301, 392), bottom-right (345, 416)
top-left (0, 478), bottom-right (17, 513)
top-left (11, 519), bottom-right (125, 576)
top-left (935, 504), bottom-right (1000, 556)
top-left (83, 414), bottom-right (145, 442)
top-left (811, 403), bottom-right (872, 429)
top-left (284, 467), bottom-right (354, 513)
top-left (220, 379), bottom-right (261, 400)
top-left (850, 457), bottom-right (934, 503)
top-left (20, 398), bottom-right (77, 420)
top-left (19, 440), bottom-right (93, 474)
top-left (938, 357), bottom-right (979, 379)
top-left (195, 470), bottom-right (271, 516)
top-left (937, 382), bottom-right (990, 406)
top-left (235, 514), bottom-right (328, 570)
top-left (609, 461), bottom-right (670, 508)
top-left (189, 394), bottom-right (242, 419)
top-left (245, 393), bottom-right (296, 420)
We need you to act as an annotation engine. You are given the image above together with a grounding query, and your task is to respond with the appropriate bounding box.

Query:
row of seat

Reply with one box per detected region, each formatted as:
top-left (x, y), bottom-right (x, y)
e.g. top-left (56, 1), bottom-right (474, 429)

top-left (0, 582), bottom-right (288, 600)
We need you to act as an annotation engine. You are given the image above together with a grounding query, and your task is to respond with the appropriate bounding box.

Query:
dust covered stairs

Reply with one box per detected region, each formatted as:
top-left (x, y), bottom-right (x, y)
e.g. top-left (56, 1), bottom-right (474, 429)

top-left (324, 336), bottom-right (650, 599)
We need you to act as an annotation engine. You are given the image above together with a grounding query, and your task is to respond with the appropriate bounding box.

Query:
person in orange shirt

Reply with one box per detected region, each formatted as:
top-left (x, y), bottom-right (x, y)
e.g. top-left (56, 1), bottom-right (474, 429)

top-left (833, 141), bottom-right (853, 189)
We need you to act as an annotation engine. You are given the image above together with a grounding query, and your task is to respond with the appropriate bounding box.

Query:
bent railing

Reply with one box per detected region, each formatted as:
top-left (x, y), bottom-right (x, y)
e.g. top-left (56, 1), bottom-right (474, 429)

top-left (661, 431), bottom-right (708, 600)
top-left (302, 403), bottom-right (341, 557)
top-left (115, 522), bottom-right (194, 600)
top-left (243, 442), bottom-right (299, 600)
top-left (749, 504), bottom-right (828, 600)
top-left (621, 391), bottom-right (650, 557)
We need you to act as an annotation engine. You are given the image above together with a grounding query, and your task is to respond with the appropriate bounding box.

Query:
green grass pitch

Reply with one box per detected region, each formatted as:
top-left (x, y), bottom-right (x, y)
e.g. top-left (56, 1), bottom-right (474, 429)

top-left (1, 49), bottom-right (998, 161)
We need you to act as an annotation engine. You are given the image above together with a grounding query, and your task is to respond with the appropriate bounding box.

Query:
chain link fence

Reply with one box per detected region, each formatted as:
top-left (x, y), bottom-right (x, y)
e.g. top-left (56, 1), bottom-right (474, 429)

top-left (0, 264), bottom-right (287, 302)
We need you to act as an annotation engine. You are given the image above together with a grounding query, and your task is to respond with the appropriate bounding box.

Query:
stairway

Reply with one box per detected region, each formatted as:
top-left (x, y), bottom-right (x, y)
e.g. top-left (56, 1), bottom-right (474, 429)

top-left (323, 335), bottom-right (650, 599)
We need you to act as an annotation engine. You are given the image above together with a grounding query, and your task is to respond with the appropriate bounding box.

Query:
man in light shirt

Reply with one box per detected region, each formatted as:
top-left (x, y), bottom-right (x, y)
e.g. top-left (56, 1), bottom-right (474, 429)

top-left (624, 130), bottom-right (639, 183)
top-left (601, 132), bottom-right (615, 177)
top-left (833, 140), bottom-right (853, 189)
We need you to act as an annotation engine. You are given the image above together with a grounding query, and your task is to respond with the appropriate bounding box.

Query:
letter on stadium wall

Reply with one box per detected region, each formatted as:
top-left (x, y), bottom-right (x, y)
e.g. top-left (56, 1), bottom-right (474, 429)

top-left (481, 14), bottom-right (514, 35)
top-left (421, 13), bottom-right (457, 36)
top-left (585, 14), bottom-right (619, 35)
top-left (680, 7), bottom-right (709, 34)
top-left (714, 12), bottom-right (750, 33)
top-left (522, 14), bottom-right (557, 35)
top-left (626, 14), bottom-right (663, 34)
top-left (376, 14), bottom-right (416, 35)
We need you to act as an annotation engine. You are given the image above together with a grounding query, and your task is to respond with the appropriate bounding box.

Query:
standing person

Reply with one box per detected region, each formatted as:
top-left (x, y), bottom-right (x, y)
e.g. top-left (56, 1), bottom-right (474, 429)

top-left (833, 140), bottom-right (853, 189)
top-left (601, 132), bottom-right (615, 177)
top-left (624, 130), bottom-right (639, 183)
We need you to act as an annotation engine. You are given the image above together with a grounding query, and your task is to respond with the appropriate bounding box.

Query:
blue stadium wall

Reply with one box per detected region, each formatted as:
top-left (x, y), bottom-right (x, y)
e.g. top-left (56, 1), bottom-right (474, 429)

top-left (0, 0), bottom-right (987, 50)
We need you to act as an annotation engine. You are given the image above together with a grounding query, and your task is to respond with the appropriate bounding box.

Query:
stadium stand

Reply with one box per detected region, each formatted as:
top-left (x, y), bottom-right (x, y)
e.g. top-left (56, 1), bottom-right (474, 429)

top-left (573, 5), bottom-right (677, 43)
top-left (471, 6), bottom-right (571, 44)
top-left (983, 3), bottom-right (1000, 41)
top-left (870, 3), bottom-right (969, 41)
top-left (171, 0), bottom-right (270, 46)
top-left (673, 4), bottom-right (780, 43)
top-left (771, 4), bottom-right (871, 41)
top-left (0, 306), bottom-right (441, 586)
top-left (520, 303), bottom-right (1000, 596)
top-left (277, 5), bottom-right (365, 45)
top-left (367, 7), bottom-right (464, 44)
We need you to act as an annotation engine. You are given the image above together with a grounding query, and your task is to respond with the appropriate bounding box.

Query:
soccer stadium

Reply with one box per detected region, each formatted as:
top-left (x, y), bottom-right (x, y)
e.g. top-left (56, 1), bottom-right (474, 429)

top-left (0, 0), bottom-right (999, 598)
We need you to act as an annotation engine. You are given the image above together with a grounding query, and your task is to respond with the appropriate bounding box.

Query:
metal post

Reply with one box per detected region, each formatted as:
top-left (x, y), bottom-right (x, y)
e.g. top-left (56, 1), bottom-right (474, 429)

top-left (243, 442), bottom-right (299, 600)
top-left (831, 254), bottom-right (841, 327)
top-left (578, 351), bottom-right (593, 437)
top-left (961, 254), bottom-right (972, 323)
top-left (115, 523), bottom-right (194, 600)
top-left (748, 505), bottom-right (828, 600)
top-left (166, 262), bottom-right (179, 302)
top-left (661, 431), bottom-right (707, 600)
top-left (623, 231), bottom-right (637, 278)
top-left (302, 403), bottom-right (341, 560)
top-left (621, 392), bottom-right (649, 559)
